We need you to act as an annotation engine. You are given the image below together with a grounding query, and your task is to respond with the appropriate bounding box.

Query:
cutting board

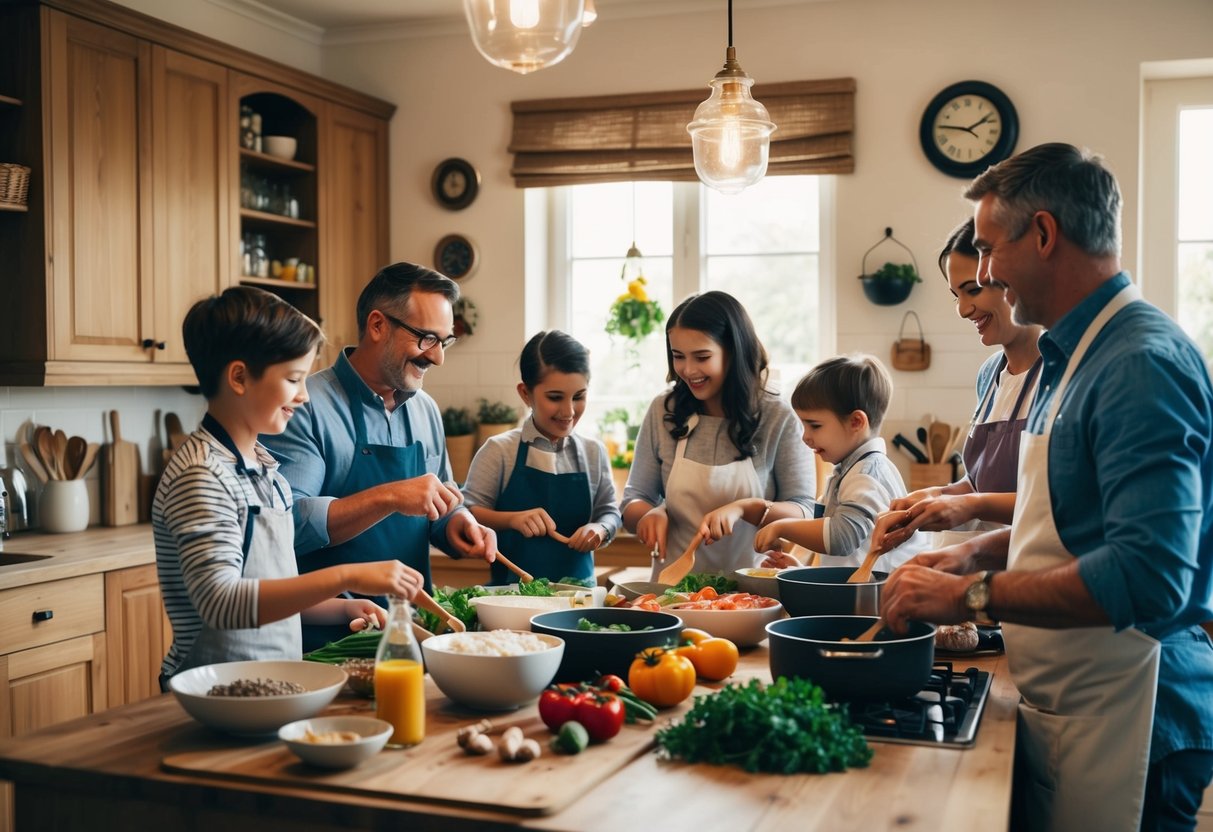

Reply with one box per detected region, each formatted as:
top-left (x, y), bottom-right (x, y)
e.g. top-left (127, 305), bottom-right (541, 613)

top-left (162, 695), bottom-right (659, 817)
top-left (103, 410), bottom-right (140, 526)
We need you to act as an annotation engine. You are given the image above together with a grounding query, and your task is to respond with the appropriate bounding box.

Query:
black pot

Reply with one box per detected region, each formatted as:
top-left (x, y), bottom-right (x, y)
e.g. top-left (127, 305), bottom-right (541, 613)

top-left (529, 608), bottom-right (682, 683)
top-left (776, 567), bottom-right (887, 617)
top-left (859, 276), bottom-right (915, 305)
top-left (766, 615), bottom-right (936, 700)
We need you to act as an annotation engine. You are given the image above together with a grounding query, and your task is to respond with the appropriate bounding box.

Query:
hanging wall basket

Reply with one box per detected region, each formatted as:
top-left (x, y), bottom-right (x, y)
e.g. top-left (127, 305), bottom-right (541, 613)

top-left (858, 227), bottom-right (921, 306)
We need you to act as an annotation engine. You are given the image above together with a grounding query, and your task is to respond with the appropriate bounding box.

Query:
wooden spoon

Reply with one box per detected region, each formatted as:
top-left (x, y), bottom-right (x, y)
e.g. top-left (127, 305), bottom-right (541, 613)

top-left (492, 550), bottom-right (534, 584)
top-left (928, 421), bottom-right (951, 464)
top-left (848, 547), bottom-right (881, 583)
top-left (64, 436), bottom-right (87, 480)
top-left (412, 589), bottom-right (466, 634)
top-left (843, 618), bottom-right (885, 643)
top-left (19, 442), bottom-right (49, 485)
top-left (77, 443), bottom-right (100, 479)
top-left (34, 426), bottom-right (59, 480)
top-left (658, 531), bottom-right (705, 585)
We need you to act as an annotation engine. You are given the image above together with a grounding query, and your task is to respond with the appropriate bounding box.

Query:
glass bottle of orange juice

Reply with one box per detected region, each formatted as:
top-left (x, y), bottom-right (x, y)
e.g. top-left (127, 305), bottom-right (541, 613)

top-left (374, 595), bottom-right (425, 748)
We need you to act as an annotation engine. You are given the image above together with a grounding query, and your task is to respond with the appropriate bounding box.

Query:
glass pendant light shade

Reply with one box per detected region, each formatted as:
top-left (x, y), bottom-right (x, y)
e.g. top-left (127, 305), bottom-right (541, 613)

top-left (463, 0), bottom-right (585, 75)
top-left (687, 47), bottom-right (776, 195)
top-left (621, 242), bottom-right (645, 283)
top-left (581, 0), bottom-right (597, 27)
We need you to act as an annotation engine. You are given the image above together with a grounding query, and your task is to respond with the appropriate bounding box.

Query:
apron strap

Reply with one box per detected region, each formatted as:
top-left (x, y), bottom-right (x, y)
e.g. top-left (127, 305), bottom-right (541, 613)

top-left (825, 449), bottom-right (883, 504)
top-left (672, 413), bottom-right (700, 463)
top-left (1009, 357), bottom-right (1044, 422)
top-left (976, 354), bottom-right (1010, 424)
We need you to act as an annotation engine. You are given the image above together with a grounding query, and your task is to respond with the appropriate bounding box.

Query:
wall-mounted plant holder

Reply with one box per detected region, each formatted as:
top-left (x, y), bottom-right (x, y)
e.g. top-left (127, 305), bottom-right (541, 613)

top-left (858, 227), bottom-right (921, 306)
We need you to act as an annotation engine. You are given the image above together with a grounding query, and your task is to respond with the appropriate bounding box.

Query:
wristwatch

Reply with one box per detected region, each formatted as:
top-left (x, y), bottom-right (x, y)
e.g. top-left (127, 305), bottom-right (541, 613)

top-left (964, 570), bottom-right (996, 625)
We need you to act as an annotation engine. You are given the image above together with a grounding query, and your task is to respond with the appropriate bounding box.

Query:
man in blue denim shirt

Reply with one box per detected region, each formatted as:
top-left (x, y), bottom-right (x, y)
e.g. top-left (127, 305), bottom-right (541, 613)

top-left (882, 143), bottom-right (1213, 832)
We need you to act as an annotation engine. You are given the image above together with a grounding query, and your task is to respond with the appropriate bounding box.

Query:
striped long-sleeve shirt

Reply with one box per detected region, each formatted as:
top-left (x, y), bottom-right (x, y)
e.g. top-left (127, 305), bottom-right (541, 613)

top-left (153, 426), bottom-right (293, 678)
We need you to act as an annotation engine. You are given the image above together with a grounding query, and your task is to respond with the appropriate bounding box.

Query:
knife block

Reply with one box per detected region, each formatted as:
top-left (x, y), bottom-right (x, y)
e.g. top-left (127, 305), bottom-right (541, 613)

top-left (909, 463), bottom-right (952, 491)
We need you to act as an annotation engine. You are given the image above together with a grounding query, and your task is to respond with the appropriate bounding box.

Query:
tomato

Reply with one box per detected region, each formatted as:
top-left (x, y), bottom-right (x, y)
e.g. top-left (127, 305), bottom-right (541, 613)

top-left (597, 674), bottom-right (626, 693)
top-left (628, 647), bottom-right (696, 708)
top-left (573, 691), bottom-right (625, 742)
top-left (676, 636), bottom-right (739, 681)
top-left (538, 684), bottom-right (584, 732)
top-left (679, 628), bottom-right (711, 646)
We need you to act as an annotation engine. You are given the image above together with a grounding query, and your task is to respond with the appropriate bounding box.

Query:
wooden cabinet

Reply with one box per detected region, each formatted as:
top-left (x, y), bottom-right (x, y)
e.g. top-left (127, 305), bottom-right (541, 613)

top-left (104, 565), bottom-right (171, 708)
top-left (0, 0), bottom-right (394, 386)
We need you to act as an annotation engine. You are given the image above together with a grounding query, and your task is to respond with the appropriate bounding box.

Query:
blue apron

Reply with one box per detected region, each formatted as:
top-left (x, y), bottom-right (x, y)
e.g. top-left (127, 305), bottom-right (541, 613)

top-left (492, 438), bottom-right (593, 585)
top-left (300, 371), bottom-right (430, 652)
top-left (962, 355), bottom-right (1042, 494)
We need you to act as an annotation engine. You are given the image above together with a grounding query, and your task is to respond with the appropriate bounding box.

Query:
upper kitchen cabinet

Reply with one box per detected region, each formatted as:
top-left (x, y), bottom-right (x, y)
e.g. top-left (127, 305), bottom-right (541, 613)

top-left (0, 0), bottom-right (395, 386)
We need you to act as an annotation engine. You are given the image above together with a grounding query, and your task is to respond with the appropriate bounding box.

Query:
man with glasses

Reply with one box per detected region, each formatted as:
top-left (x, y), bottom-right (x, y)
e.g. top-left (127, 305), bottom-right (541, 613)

top-left (263, 262), bottom-right (497, 650)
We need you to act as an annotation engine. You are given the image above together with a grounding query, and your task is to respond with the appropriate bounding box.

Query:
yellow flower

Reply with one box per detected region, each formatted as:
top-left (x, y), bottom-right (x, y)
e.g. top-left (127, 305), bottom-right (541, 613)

top-left (627, 280), bottom-right (648, 301)
top-left (624, 449), bottom-right (634, 464)
top-left (616, 292), bottom-right (631, 303)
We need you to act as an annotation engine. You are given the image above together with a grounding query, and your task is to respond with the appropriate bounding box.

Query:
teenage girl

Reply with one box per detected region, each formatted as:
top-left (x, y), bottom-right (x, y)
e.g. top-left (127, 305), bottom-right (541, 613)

top-left (621, 291), bottom-right (817, 580)
top-left (463, 330), bottom-right (621, 585)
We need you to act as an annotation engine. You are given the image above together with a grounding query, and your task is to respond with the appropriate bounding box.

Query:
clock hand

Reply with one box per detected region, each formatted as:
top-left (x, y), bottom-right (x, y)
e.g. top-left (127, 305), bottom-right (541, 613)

top-left (939, 124), bottom-right (979, 137)
top-left (965, 112), bottom-right (995, 131)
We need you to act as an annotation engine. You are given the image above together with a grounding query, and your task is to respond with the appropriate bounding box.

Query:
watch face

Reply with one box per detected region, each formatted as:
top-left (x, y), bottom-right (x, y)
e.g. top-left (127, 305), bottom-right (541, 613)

top-left (435, 235), bottom-right (478, 279)
top-left (432, 158), bottom-right (479, 210)
top-left (920, 82), bottom-right (1018, 178)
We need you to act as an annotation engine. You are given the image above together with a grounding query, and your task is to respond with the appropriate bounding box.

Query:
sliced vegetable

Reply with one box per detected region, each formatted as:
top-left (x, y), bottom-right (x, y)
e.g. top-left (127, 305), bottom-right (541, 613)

top-left (628, 647), bottom-right (696, 708)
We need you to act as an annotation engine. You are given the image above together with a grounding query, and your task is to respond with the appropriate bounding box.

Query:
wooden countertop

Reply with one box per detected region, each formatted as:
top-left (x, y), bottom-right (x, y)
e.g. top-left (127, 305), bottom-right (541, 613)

top-left (0, 524), bottom-right (155, 590)
top-left (0, 645), bottom-right (1018, 831)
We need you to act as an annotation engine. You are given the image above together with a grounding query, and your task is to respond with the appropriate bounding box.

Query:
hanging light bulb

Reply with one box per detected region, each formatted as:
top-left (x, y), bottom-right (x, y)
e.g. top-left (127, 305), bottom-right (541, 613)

top-left (464, 0), bottom-right (585, 75)
top-left (621, 242), bottom-right (645, 284)
top-left (687, 0), bottom-right (776, 195)
top-left (581, 0), bottom-right (597, 27)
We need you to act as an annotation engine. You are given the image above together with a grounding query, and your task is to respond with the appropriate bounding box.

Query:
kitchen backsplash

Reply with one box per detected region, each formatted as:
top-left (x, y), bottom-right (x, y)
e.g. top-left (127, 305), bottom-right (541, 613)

top-left (0, 386), bottom-right (207, 531)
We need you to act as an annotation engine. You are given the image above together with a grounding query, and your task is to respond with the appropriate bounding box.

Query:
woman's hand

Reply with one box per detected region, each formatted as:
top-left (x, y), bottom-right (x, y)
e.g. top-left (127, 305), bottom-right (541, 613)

top-left (887, 486), bottom-right (943, 513)
top-left (636, 507), bottom-right (668, 561)
top-left (566, 523), bottom-right (605, 553)
top-left (699, 500), bottom-right (748, 545)
top-left (343, 599), bottom-right (387, 632)
top-left (509, 508), bottom-right (557, 538)
top-left (753, 518), bottom-right (790, 553)
top-left (343, 560), bottom-right (425, 601)
top-left (879, 494), bottom-right (981, 553)
top-left (760, 549), bottom-right (800, 569)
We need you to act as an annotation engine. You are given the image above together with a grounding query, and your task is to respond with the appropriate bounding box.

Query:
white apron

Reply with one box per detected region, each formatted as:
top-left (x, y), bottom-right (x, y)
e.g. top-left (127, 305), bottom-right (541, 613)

top-left (1003, 283), bottom-right (1159, 832)
top-left (650, 414), bottom-right (765, 580)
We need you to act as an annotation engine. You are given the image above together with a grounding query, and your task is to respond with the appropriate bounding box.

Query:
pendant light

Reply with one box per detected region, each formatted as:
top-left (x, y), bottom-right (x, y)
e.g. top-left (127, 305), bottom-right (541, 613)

top-left (686, 0), bottom-right (776, 195)
top-left (463, 0), bottom-right (585, 75)
top-left (621, 184), bottom-right (645, 284)
top-left (581, 0), bottom-right (597, 27)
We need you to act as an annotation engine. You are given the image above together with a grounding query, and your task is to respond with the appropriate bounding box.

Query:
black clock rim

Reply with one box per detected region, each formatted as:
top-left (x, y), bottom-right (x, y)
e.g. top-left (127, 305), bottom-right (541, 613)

top-left (432, 157), bottom-right (480, 211)
top-left (434, 234), bottom-right (478, 279)
top-left (919, 80), bottom-right (1019, 179)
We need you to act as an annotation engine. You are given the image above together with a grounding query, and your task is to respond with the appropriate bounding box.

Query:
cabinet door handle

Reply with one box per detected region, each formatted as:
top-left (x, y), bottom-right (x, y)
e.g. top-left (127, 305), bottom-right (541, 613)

top-left (155, 341), bottom-right (166, 350)
top-left (141, 340), bottom-right (167, 350)
top-left (32, 609), bottom-right (53, 622)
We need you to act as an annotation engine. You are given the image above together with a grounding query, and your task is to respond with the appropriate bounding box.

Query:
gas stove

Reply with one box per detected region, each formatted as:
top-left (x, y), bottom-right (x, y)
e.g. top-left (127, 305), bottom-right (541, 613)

top-left (851, 662), bottom-right (992, 748)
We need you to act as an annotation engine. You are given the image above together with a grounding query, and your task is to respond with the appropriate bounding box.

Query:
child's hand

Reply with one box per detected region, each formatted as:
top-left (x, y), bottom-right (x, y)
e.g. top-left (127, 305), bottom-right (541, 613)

top-left (345, 560), bottom-right (425, 601)
top-left (510, 508), bottom-right (556, 538)
top-left (343, 599), bottom-right (387, 632)
top-left (566, 523), bottom-right (604, 553)
top-left (699, 501), bottom-right (747, 545)
top-left (760, 549), bottom-right (801, 570)
top-left (753, 518), bottom-right (788, 553)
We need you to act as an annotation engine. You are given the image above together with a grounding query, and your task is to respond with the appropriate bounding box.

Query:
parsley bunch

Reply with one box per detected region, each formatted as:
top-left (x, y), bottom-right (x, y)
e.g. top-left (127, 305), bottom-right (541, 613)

top-left (655, 677), bottom-right (873, 774)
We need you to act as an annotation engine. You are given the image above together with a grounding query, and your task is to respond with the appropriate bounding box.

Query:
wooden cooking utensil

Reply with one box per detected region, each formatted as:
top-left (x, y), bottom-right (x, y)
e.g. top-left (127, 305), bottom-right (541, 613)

top-left (165, 412), bottom-right (188, 453)
top-left (843, 618), bottom-right (885, 643)
top-left (19, 442), bottom-right (48, 485)
top-left (658, 531), bottom-right (704, 585)
top-left (848, 547), bottom-right (881, 583)
top-left (77, 442), bottom-right (100, 479)
top-left (103, 410), bottom-right (140, 526)
top-left (34, 426), bottom-right (59, 480)
top-left (492, 550), bottom-right (534, 584)
top-left (52, 429), bottom-right (69, 478)
top-left (64, 435), bottom-right (87, 480)
top-left (928, 421), bottom-right (951, 464)
top-left (412, 589), bottom-right (466, 634)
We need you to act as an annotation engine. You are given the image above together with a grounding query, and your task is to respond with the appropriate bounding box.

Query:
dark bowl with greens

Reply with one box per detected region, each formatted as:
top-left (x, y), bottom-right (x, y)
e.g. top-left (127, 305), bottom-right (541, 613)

top-left (530, 608), bottom-right (682, 683)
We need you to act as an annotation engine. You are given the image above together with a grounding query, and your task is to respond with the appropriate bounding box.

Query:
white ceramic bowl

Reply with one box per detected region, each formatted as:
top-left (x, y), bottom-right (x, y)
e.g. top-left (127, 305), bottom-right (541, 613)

top-left (263, 135), bottom-right (297, 160)
top-left (469, 591), bottom-right (602, 631)
top-left (420, 630), bottom-right (564, 710)
top-left (278, 715), bottom-right (392, 769)
top-left (734, 567), bottom-right (783, 600)
top-left (667, 599), bottom-right (786, 647)
top-left (169, 660), bottom-right (347, 735)
top-left (613, 580), bottom-right (673, 601)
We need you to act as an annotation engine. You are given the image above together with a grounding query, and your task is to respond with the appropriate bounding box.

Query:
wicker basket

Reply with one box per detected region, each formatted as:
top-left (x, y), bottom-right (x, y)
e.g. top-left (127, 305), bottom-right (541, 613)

top-left (0, 163), bottom-right (31, 208)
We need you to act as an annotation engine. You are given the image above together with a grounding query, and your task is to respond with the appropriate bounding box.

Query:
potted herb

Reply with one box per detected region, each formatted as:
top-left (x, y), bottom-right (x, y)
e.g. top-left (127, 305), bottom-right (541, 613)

top-left (442, 406), bottom-right (476, 484)
top-left (598, 406), bottom-right (640, 501)
top-left (858, 261), bottom-right (921, 306)
top-left (476, 398), bottom-right (519, 448)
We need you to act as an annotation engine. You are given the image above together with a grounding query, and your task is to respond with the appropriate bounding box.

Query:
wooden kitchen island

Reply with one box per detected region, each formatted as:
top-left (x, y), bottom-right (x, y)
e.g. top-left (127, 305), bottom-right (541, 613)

top-left (0, 642), bottom-right (1017, 831)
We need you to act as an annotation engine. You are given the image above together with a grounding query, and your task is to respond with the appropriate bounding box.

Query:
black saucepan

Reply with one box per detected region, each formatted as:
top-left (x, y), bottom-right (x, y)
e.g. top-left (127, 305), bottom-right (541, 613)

top-left (776, 566), bottom-right (887, 617)
top-left (766, 615), bottom-right (936, 700)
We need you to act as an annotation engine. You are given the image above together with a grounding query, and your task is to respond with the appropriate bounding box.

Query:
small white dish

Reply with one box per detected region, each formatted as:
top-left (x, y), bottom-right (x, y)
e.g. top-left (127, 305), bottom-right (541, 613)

top-left (279, 716), bottom-right (392, 769)
top-left (263, 135), bottom-right (297, 160)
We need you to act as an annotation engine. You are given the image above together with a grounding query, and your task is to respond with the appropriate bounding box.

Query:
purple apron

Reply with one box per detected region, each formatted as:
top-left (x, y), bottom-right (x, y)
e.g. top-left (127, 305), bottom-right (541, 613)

top-left (961, 355), bottom-right (1042, 493)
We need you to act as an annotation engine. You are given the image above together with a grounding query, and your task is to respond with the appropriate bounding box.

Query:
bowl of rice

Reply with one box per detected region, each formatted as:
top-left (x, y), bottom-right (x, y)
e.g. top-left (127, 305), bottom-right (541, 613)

top-left (420, 630), bottom-right (564, 711)
top-left (169, 660), bottom-right (347, 736)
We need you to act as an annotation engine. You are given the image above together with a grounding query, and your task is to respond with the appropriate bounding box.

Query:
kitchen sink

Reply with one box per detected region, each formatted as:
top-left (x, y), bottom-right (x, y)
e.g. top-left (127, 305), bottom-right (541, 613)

top-left (0, 552), bottom-right (52, 567)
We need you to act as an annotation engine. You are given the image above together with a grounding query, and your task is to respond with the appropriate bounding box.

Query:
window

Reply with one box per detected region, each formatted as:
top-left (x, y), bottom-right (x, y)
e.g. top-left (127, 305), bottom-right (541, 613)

top-left (1142, 76), bottom-right (1213, 361)
top-left (540, 176), bottom-right (826, 434)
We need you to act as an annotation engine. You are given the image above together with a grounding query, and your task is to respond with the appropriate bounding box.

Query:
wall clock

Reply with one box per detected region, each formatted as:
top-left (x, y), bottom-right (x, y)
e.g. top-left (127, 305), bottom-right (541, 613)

top-left (435, 233), bottom-right (479, 280)
top-left (431, 157), bottom-right (480, 210)
top-left (919, 81), bottom-right (1019, 179)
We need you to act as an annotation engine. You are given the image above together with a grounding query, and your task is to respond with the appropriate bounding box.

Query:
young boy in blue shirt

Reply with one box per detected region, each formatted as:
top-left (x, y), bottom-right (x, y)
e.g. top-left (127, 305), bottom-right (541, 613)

top-left (755, 354), bottom-right (922, 570)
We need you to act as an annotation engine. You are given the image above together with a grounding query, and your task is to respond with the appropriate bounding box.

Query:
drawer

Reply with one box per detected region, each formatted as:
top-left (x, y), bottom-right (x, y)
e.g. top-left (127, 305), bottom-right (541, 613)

top-left (0, 574), bottom-right (105, 655)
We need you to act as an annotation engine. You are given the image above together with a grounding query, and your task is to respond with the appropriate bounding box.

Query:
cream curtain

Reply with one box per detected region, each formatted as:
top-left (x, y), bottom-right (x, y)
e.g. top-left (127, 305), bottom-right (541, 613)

top-left (509, 78), bottom-right (855, 188)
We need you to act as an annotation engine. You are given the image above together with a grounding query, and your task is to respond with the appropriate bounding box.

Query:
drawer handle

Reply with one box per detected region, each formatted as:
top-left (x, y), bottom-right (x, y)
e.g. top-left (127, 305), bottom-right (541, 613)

top-left (32, 609), bottom-right (53, 622)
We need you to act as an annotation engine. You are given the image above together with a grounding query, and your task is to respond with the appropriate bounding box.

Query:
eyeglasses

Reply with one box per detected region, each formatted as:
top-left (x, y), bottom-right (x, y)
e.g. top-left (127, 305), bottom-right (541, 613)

top-left (380, 311), bottom-right (457, 351)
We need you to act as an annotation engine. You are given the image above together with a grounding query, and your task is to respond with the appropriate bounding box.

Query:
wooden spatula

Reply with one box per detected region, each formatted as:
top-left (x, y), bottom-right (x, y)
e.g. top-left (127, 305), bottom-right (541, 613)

top-left (658, 531), bottom-right (705, 585)
top-left (412, 589), bottom-right (466, 634)
top-left (929, 421), bottom-right (952, 464)
top-left (19, 442), bottom-right (48, 485)
top-left (843, 618), bottom-right (885, 643)
top-left (848, 547), bottom-right (881, 583)
top-left (493, 550), bottom-right (534, 584)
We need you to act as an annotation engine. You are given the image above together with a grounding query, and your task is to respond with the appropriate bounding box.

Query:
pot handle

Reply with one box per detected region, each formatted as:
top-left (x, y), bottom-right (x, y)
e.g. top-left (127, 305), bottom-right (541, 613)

top-left (817, 648), bottom-right (884, 660)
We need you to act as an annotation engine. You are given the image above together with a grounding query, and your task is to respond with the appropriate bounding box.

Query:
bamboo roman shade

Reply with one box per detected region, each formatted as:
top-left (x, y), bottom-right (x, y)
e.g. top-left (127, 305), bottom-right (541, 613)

top-left (509, 78), bottom-right (855, 188)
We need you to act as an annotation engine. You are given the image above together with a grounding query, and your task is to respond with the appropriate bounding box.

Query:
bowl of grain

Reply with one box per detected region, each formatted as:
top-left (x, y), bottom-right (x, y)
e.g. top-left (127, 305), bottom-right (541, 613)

top-left (278, 715), bottom-right (393, 769)
top-left (420, 630), bottom-right (564, 711)
top-left (169, 660), bottom-right (347, 735)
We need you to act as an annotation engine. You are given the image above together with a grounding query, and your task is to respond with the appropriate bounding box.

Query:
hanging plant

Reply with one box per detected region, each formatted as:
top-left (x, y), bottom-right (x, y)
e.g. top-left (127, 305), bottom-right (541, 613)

top-left (606, 276), bottom-right (664, 341)
top-left (452, 297), bottom-right (479, 337)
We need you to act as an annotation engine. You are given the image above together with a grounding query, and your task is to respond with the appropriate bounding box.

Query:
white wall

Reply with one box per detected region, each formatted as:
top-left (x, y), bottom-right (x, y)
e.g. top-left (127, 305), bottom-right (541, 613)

top-left (315, 0), bottom-right (1213, 476)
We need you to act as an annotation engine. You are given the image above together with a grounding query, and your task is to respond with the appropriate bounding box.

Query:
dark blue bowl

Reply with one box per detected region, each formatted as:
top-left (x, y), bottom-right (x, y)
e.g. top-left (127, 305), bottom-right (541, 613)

top-left (529, 608), bottom-right (682, 683)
